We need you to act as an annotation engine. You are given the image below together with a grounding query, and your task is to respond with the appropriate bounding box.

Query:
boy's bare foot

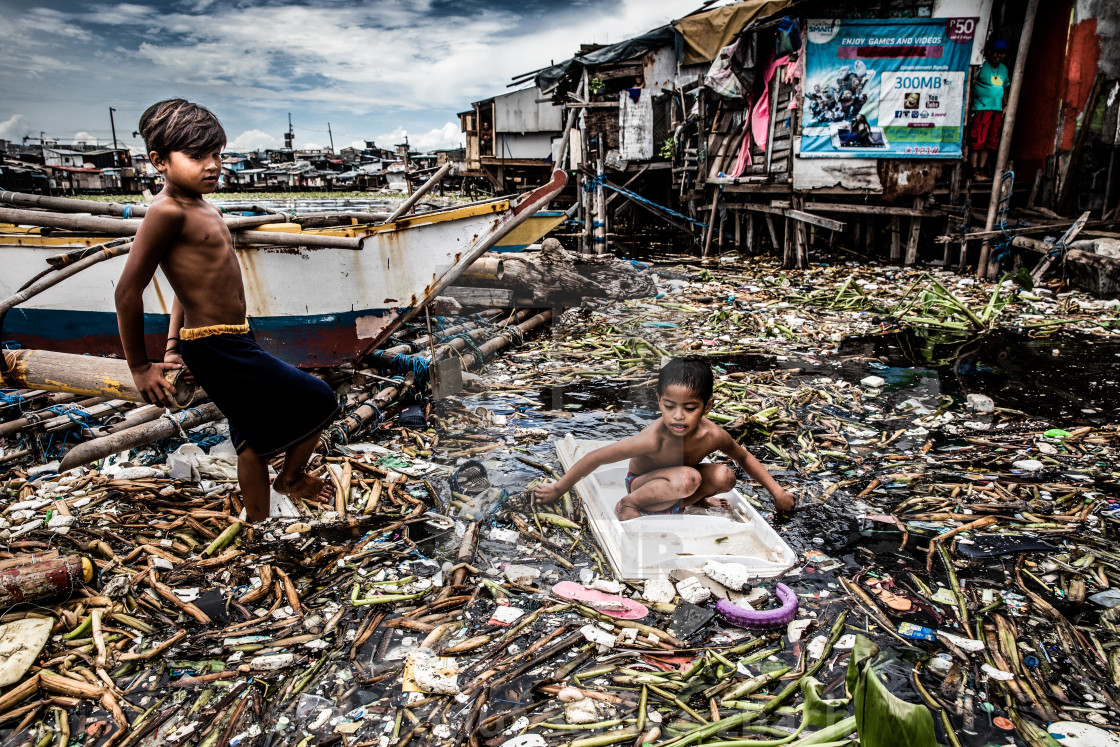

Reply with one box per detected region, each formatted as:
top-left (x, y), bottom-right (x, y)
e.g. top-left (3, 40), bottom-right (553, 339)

top-left (697, 495), bottom-right (732, 511)
top-left (274, 472), bottom-right (335, 505)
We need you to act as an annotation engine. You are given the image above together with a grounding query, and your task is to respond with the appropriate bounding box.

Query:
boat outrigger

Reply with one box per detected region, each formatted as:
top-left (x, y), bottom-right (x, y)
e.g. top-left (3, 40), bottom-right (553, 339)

top-left (0, 171), bottom-right (566, 369)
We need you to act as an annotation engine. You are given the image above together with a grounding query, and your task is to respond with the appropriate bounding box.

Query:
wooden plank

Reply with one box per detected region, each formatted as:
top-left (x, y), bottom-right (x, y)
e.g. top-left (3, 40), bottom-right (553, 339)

top-left (766, 200), bottom-right (945, 218)
top-left (710, 180), bottom-right (793, 193)
top-left (786, 209), bottom-right (844, 232)
top-left (443, 286), bottom-right (514, 306)
top-left (730, 202), bottom-right (845, 231)
top-left (934, 216), bottom-right (1116, 243)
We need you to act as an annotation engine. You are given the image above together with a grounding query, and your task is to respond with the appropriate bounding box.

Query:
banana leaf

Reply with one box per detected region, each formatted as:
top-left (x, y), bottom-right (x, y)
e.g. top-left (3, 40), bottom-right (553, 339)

top-left (845, 636), bottom-right (937, 747)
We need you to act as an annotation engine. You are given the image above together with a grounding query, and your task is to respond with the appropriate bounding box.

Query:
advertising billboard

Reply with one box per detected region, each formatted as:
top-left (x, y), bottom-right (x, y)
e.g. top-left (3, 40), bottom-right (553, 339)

top-left (801, 18), bottom-right (977, 158)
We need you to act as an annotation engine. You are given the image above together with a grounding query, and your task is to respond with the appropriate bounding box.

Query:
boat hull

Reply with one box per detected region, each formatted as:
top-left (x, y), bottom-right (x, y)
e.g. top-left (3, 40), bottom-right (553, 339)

top-left (1, 173), bottom-right (567, 367)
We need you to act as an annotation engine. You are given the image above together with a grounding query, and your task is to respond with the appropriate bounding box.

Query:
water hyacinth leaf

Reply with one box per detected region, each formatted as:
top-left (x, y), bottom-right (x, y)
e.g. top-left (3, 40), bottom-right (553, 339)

top-left (1012, 266), bottom-right (1035, 291)
top-left (845, 636), bottom-right (937, 747)
top-left (801, 676), bottom-right (850, 727)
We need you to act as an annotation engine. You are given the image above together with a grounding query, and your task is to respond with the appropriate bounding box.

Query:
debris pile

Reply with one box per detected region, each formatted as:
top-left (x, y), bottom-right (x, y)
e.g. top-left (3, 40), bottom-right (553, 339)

top-left (0, 252), bottom-right (1117, 745)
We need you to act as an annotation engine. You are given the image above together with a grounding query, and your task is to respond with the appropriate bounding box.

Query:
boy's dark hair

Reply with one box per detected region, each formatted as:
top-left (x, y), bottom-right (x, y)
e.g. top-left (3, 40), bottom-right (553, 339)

top-left (138, 99), bottom-right (226, 158)
top-left (657, 357), bottom-right (713, 401)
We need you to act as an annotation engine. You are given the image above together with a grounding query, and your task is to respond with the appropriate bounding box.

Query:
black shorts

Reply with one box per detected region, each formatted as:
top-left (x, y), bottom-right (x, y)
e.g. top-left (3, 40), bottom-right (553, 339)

top-left (180, 327), bottom-right (340, 458)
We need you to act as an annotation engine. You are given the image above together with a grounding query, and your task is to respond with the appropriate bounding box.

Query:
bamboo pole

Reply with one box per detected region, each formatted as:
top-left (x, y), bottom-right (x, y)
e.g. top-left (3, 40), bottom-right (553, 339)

top-left (323, 373), bottom-right (414, 448)
top-left (0, 207), bottom-right (285, 235)
top-left (976, 0), bottom-right (1041, 277)
top-left (454, 309), bottom-right (553, 370)
top-left (58, 401), bottom-right (223, 471)
top-left (235, 230), bottom-right (362, 250)
top-left (381, 162), bottom-right (453, 225)
top-left (0, 240), bottom-right (133, 321)
top-left (0, 191), bottom-right (149, 217)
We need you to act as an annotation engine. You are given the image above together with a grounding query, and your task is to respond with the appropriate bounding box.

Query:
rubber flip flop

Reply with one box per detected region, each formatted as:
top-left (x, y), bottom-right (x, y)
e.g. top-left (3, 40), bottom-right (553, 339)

top-left (867, 584), bottom-right (913, 613)
top-left (551, 581), bottom-right (649, 620)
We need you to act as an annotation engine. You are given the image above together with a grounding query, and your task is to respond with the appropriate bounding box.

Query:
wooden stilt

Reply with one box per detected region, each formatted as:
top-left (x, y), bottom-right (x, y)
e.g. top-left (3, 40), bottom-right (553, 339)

top-left (782, 217), bottom-right (793, 268)
top-left (746, 213), bottom-right (755, 254)
top-left (765, 214), bottom-right (779, 254)
top-left (701, 191), bottom-right (719, 258)
top-left (889, 217), bottom-right (901, 263)
top-left (904, 198), bottom-right (923, 266)
top-left (977, 0), bottom-right (1041, 277)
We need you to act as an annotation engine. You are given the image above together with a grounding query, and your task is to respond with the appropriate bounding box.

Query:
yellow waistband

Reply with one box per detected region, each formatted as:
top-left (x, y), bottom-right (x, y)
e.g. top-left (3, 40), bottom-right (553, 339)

top-left (180, 321), bottom-right (250, 340)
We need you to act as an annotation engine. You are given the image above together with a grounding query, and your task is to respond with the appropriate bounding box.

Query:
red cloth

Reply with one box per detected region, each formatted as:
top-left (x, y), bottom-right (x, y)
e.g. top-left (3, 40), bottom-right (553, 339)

top-left (969, 110), bottom-right (1003, 151)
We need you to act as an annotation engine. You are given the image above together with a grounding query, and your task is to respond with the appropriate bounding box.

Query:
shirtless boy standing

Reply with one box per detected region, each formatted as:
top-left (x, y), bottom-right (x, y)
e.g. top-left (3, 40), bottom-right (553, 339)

top-left (115, 99), bottom-right (340, 522)
top-left (533, 358), bottom-right (795, 519)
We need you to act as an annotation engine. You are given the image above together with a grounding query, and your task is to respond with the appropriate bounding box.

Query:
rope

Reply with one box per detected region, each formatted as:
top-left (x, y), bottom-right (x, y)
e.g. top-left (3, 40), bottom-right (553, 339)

top-left (502, 324), bottom-right (525, 348)
top-left (369, 351), bottom-right (430, 390)
top-left (448, 331), bottom-right (487, 363)
top-left (584, 174), bottom-right (708, 230)
top-left (45, 404), bottom-right (96, 437)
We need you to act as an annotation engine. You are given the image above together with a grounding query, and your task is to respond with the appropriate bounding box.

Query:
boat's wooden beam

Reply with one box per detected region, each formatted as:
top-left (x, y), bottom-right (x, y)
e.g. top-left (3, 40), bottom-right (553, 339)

top-left (0, 207), bottom-right (288, 237)
top-left (235, 230), bottom-right (363, 250)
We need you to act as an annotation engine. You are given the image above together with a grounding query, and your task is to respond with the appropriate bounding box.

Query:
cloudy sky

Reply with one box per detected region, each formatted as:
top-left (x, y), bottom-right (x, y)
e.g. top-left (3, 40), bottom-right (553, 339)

top-left (0, 0), bottom-right (693, 154)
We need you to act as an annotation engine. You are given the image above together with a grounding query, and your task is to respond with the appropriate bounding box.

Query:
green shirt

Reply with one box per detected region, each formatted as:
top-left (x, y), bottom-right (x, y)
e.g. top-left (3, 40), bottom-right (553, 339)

top-left (973, 61), bottom-right (1009, 111)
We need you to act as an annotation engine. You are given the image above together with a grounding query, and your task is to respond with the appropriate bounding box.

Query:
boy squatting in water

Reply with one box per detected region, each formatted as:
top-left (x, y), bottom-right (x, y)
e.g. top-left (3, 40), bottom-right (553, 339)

top-left (115, 99), bottom-right (340, 522)
top-left (533, 358), bottom-right (796, 519)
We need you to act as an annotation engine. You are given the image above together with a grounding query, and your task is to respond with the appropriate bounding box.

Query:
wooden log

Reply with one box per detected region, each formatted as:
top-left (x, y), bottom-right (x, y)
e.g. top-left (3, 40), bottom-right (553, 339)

top-left (1062, 249), bottom-right (1120, 298)
top-left (442, 287), bottom-right (517, 307)
top-left (2, 350), bottom-right (202, 406)
top-left (58, 401), bottom-right (223, 471)
top-left (0, 556), bottom-right (92, 607)
top-left (454, 239), bottom-right (654, 303)
top-left (459, 257), bottom-right (505, 283)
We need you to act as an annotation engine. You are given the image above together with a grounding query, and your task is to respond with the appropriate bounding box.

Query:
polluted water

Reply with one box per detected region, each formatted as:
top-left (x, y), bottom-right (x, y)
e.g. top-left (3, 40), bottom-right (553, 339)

top-left (0, 247), bottom-right (1119, 747)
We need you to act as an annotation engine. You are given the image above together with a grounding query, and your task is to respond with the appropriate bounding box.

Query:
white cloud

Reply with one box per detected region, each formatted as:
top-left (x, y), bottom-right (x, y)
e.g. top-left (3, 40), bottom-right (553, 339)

top-left (349, 139), bottom-right (367, 149)
top-left (376, 122), bottom-right (463, 152)
top-left (301, 142), bottom-right (323, 150)
top-left (68, 0), bottom-right (687, 112)
top-left (72, 131), bottom-right (98, 144)
top-left (0, 114), bottom-right (33, 142)
top-left (0, 0), bottom-right (690, 148)
top-left (227, 129), bottom-right (280, 151)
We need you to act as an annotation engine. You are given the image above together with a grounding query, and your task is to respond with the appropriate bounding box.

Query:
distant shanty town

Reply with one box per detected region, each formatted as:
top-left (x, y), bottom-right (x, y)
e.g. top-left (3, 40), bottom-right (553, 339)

top-left (0, 133), bottom-right (451, 195)
top-left (3, 0), bottom-right (1118, 274)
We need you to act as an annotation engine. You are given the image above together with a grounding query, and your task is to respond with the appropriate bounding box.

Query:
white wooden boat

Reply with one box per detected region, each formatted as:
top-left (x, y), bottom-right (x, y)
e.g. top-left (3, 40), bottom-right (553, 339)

top-left (556, 434), bottom-right (798, 582)
top-left (0, 172), bottom-right (565, 368)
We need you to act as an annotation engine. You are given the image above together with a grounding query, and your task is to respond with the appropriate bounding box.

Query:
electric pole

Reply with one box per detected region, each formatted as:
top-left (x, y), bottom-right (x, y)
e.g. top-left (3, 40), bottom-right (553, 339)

top-left (109, 107), bottom-right (119, 150)
top-left (327, 122), bottom-right (334, 153)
